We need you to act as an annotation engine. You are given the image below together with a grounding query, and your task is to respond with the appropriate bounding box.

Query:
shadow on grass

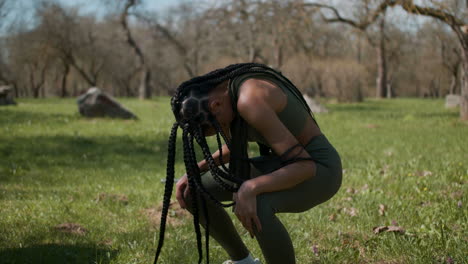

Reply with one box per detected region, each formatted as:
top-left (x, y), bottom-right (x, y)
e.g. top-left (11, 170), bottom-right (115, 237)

top-left (415, 111), bottom-right (459, 119)
top-left (330, 103), bottom-right (383, 112)
top-left (0, 134), bottom-right (179, 174)
top-left (0, 109), bottom-right (77, 126)
top-left (0, 244), bottom-right (118, 264)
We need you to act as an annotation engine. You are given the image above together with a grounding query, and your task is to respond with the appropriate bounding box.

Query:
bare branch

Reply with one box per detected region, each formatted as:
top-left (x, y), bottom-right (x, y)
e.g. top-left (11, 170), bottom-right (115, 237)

top-left (136, 12), bottom-right (196, 77)
top-left (396, 0), bottom-right (465, 27)
top-left (120, 0), bottom-right (145, 64)
top-left (304, 1), bottom-right (394, 30)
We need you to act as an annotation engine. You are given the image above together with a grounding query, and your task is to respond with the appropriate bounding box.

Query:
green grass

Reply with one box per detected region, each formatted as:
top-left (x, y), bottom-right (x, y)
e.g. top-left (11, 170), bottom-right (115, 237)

top-left (0, 98), bottom-right (466, 264)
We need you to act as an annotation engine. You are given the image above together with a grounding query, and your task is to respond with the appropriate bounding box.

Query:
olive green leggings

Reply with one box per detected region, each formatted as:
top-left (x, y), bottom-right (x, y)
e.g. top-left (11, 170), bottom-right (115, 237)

top-left (184, 135), bottom-right (342, 264)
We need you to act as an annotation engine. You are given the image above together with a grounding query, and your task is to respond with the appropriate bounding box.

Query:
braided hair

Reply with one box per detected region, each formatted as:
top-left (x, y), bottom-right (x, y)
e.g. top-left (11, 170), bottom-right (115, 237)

top-left (153, 63), bottom-right (313, 264)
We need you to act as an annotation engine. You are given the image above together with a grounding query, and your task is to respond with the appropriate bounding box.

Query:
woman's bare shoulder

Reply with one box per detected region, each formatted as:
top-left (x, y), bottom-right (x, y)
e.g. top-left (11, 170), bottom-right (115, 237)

top-left (237, 78), bottom-right (286, 113)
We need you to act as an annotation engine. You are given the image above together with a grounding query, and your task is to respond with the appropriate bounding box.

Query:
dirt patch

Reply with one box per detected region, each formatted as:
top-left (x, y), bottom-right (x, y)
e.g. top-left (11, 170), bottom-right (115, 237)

top-left (142, 201), bottom-right (189, 228)
top-left (365, 124), bottom-right (380, 129)
top-left (96, 193), bottom-right (129, 205)
top-left (54, 223), bottom-right (88, 235)
top-left (98, 239), bottom-right (113, 246)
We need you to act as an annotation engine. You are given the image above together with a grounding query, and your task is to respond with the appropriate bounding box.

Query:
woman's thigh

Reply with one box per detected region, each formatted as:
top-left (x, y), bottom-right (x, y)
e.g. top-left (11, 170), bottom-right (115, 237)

top-left (200, 160), bottom-right (341, 213)
top-left (255, 162), bottom-right (342, 214)
top-left (199, 170), bottom-right (235, 202)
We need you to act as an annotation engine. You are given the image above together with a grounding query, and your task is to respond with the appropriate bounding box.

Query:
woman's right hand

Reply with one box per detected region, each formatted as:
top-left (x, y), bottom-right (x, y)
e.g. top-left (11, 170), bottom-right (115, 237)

top-left (175, 174), bottom-right (190, 209)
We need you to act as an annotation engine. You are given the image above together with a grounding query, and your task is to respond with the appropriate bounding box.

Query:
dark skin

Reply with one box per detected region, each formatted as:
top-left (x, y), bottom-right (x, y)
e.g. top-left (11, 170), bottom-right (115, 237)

top-left (176, 78), bottom-right (322, 237)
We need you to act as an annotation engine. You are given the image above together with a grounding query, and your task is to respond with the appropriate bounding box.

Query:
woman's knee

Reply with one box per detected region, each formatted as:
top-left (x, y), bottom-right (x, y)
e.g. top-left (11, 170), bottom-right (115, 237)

top-left (182, 190), bottom-right (198, 213)
top-left (256, 194), bottom-right (276, 223)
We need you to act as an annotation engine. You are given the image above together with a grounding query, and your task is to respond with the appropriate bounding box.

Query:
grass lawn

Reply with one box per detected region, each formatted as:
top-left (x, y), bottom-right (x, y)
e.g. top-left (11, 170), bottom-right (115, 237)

top-left (0, 98), bottom-right (466, 264)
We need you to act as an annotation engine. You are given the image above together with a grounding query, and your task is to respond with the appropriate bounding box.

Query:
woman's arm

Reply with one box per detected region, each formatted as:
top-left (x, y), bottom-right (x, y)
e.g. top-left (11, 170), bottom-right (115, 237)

top-left (237, 79), bottom-right (316, 194)
top-left (233, 78), bottom-right (316, 236)
top-left (177, 143), bottom-right (230, 209)
top-left (197, 143), bottom-right (231, 172)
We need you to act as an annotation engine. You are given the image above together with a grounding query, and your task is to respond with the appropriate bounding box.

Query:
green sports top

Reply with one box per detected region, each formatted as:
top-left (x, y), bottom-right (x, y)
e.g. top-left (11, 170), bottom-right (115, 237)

top-left (229, 69), bottom-right (312, 146)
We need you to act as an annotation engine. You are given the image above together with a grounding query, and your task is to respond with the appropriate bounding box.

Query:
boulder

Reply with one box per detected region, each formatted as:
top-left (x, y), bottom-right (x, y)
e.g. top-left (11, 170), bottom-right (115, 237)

top-left (0, 85), bottom-right (17, 106)
top-left (445, 94), bottom-right (460, 108)
top-left (303, 94), bottom-right (328, 113)
top-left (77, 87), bottom-right (137, 119)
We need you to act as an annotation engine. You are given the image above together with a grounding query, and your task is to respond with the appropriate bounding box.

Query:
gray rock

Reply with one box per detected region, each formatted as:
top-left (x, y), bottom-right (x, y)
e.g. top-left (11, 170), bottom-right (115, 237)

top-left (0, 85), bottom-right (17, 106)
top-left (445, 94), bottom-right (461, 108)
top-left (77, 87), bottom-right (137, 119)
top-left (303, 94), bottom-right (328, 113)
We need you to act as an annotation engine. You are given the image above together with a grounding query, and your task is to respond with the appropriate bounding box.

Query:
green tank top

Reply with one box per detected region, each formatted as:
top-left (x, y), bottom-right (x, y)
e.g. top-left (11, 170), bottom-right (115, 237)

top-left (229, 69), bottom-right (311, 146)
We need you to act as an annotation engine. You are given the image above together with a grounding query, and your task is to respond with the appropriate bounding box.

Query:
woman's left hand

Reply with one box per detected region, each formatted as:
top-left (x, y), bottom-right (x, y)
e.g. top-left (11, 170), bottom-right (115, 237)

top-left (233, 180), bottom-right (262, 238)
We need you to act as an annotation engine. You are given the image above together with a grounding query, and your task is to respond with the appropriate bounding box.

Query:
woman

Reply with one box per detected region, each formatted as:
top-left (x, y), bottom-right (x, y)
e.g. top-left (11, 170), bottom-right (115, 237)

top-left (154, 63), bottom-right (342, 264)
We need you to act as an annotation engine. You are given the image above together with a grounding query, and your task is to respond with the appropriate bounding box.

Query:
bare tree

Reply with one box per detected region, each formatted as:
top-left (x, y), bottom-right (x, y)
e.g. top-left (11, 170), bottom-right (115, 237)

top-left (0, 0), bottom-right (14, 89)
top-left (385, 0), bottom-right (468, 119)
top-left (119, 0), bottom-right (151, 99)
top-left (307, 0), bottom-right (468, 120)
top-left (433, 22), bottom-right (463, 96)
top-left (37, 3), bottom-right (109, 89)
top-left (304, 1), bottom-right (393, 98)
top-left (0, 0), bottom-right (12, 29)
top-left (139, 2), bottom-right (219, 80)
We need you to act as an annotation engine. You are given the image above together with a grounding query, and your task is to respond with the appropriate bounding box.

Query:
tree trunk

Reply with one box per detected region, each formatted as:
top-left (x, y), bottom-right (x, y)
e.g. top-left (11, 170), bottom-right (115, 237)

top-left (357, 35), bottom-right (362, 64)
top-left (457, 28), bottom-right (468, 120)
top-left (30, 69), bottom-right (39, 98)
top-left (138, 67), bottom-right (151, 100)
top-left (121, 0), bottom-right (151, 99)
top-left (449, 73), bottom-right (458, 94)
top-left (60, 63), bottom-right (70, 97)
top-left (376, 17), bottom-right (387, 98)
top-left (12, 82), bottom-right (18, 98)
top-left (386, 76), bottom-right (393, 98)
top-left (461, 50), bottom-right (468, 120)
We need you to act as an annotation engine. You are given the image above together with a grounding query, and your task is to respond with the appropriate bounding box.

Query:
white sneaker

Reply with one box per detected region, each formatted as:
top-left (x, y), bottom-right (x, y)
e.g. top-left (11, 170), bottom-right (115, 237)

top-left (222, 257), bottom-right (262, 264)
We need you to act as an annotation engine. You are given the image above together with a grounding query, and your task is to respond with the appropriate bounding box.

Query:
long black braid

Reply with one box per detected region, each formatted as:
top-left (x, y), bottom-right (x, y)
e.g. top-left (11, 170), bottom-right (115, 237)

top-left (154, 63), bottom-right (315, 264)
top-left (183, 126), bottom-right (203, 264)
top-left (154, 122), bottom-right (178, 263)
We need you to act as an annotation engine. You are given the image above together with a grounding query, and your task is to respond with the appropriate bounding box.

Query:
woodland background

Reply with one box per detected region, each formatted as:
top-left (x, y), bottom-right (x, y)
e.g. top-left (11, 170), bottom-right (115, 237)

top-left (0, 0), bottom-right (466, 106)
top-left (1, 1), bottom-right (467, 263)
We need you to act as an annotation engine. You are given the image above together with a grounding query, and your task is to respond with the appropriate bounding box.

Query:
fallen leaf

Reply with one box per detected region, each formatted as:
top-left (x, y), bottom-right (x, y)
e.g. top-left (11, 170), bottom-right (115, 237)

top-left (346, 188), bottom-right (357, 194)
top-left (419, 201), bottom-right (431, 207)
top-left (415, 170), bottom-right (433, 177)
top-left (457, 201), bottom-right (462, 208)
top-left (373, 225), bottom-right (405, 234)
top-left (386, 226), bottom-right (405, 233)
top-left (361, 184), bottom-right (369, 191)
top-left (373, 226), bottom-right (387, 234)
top-left (450, 191), bottom-right (463, 200)
top-left (378, 204), bottom-right (386, 216)
top-left (329, 213), bottom-right (337, 222)
top-left (339, 232), bottom-right (354, 245)
top-left (99, 239), bottom-right (113, 246)
top-left (343, 207), bottom-right (358, 217)
top-left (54, 223), bottom-right (87, 235)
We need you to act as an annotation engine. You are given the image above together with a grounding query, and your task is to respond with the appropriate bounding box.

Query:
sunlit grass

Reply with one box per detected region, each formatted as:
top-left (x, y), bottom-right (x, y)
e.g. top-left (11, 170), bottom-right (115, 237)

top-left (0, 98), bottom-right (466, 264)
